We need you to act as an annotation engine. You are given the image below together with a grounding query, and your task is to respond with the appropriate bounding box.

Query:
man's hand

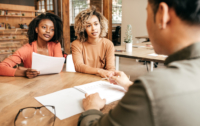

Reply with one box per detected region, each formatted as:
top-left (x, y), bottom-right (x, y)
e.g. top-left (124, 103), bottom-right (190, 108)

top-left (109, 71), bottom-right (133, 91)
top-left (83, 93), bottom-right (106, 111)
top-left (25, 68), bottom-right (40, 79)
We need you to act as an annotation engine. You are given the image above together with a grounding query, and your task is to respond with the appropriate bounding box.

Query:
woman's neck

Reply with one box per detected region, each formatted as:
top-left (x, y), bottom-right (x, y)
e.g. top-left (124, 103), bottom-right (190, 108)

top-left (87, 37), bottom-right (102, 44)
top-left (37, 37), bottom-right (48, 49)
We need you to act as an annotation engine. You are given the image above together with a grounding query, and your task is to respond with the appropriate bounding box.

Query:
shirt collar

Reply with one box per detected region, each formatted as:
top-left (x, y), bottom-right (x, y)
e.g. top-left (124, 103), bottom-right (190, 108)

top-left (164, 42), bottom-right (200, 65)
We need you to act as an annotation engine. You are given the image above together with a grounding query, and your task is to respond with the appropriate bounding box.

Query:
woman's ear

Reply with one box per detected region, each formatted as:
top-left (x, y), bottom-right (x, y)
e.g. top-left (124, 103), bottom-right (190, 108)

top-left (35, 27), bottom-right (38, 33)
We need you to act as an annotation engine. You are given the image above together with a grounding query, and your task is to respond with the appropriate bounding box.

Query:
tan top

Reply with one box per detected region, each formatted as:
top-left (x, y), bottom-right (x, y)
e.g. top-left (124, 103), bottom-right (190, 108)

top-left (71, 38), bottom-right (115, 74)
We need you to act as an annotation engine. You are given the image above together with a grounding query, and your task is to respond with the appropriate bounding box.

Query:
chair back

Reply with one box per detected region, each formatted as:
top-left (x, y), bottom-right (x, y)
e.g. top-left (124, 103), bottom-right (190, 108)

top-left (66, 54), bottom-right (76, 72)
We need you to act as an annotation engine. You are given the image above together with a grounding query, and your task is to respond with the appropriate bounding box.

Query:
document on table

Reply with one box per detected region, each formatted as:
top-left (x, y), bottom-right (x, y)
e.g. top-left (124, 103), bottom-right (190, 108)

top-left (132, 45), bottom-right (146, 48)
top-left (74, 81), bottom-right (126, 104)
top-left (35, 88), bottom-right (85, 120)
top-left (32, 52), bottom-right (65, 75)
top-left (35, 81), bottom-right (126, 120)
top-left (148, 53), bottom-right (168, 58)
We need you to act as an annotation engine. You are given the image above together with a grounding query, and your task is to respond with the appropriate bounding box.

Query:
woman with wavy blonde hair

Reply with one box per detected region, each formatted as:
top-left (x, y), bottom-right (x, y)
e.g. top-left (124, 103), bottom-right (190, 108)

top-left (71, 6), bottom-right (115, 78)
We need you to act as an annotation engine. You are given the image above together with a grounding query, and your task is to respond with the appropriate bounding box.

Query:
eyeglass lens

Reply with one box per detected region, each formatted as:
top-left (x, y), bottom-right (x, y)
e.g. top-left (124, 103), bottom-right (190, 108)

top-left (22, 108), bottom-right (36, 119)
top-left (40, 106), bottom-right (54, 116)
top-left (22, 106), bottom-right (54, 119)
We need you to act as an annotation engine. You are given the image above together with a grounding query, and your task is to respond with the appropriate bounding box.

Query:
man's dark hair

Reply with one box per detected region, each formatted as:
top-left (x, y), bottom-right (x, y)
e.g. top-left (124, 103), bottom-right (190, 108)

top-left (149, 0), bottom-right (200, 25)
top-left (27, 13), bottom-right (63, 44)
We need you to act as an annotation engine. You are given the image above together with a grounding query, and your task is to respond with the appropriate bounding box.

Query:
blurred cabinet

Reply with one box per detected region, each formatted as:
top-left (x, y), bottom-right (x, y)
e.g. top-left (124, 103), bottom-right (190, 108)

top-left (0, 4), bottom-right (35, 62)
top-left (0, 4), bottom-right (35, 29)
top-left (0, 29), bottom-right (28, 62)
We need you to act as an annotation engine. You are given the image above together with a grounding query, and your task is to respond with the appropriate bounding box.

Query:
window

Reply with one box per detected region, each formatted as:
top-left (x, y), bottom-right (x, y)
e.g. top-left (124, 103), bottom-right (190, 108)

top-left (70, 0), bottom-right (90, 24)
top-left (47, 0), bottom-right (54, 11)
top-left (112, 0), bottom-right (122, 23)
top-left (37, 0), bottom-right (54, 12)
top-left (38, 0), bottom-right (45, 10)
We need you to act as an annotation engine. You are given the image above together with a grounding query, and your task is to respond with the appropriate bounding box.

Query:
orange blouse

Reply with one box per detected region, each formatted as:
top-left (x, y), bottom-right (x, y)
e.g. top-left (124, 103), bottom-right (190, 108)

top-left (0, 41), bottom-right (63, 76)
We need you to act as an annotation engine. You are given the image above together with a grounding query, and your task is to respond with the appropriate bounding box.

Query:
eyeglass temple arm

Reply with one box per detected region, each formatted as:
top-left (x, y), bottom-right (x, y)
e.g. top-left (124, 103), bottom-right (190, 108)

top-left (14, 109), bottom-right (23, 126)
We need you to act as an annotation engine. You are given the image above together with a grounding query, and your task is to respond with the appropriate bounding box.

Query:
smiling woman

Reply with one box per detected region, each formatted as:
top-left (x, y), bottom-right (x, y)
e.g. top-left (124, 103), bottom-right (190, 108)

top-left (0, 13), bottom-right (63, 78)
top-left (71, 6), bottom-right (115, 78)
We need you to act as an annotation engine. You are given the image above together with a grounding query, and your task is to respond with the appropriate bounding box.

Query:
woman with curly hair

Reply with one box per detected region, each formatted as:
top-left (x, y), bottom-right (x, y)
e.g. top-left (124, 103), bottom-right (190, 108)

top-left (72, 6), bottom-right (115, 78)
top-left (0, 13), bottom-right (63, 78)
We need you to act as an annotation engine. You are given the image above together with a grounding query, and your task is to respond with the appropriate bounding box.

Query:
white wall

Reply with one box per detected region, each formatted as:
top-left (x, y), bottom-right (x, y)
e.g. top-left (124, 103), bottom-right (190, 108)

top-left (121, 0), bottom-right (148, 44)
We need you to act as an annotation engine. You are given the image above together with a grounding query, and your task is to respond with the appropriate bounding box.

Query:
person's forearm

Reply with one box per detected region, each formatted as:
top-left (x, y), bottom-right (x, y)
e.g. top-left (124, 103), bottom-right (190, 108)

top-left (14, 69), bottom-right (26, 77)
top-left (0, 65), bottom-right (17, 76)
top-left (17, 66), bottom-right (28, 71)
top-left (75, 64), bottom-right (100, 75)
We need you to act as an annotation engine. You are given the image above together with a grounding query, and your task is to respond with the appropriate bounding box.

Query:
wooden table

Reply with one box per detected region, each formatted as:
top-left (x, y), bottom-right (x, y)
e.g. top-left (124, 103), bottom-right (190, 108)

top-left (0, 72), bottom-right (118, 126)
top-left (115, 42), bottom-right (167, 71)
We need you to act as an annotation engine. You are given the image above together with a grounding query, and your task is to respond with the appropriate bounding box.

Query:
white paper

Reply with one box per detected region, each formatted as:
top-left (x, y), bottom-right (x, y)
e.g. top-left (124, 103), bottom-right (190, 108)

top-left (35, 81), bottom-right (125, 120)
top-left (149, 53), bottom-right (168, 58)
top-left (74, 81), bottom-right (126, 104)
top-left (132, 45), bottom-right (146, 48)
top-left (32, 52), bottom-right (65, 75)
top-left (35, 88), bottom-right (85, 120)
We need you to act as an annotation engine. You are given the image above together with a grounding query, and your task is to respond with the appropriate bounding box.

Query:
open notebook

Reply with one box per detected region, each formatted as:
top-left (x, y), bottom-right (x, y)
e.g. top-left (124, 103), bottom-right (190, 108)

top-left (35, 81), bottom-right (126, 120)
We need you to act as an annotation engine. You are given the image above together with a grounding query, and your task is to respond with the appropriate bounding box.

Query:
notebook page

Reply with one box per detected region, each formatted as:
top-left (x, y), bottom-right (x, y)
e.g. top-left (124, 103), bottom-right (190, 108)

top-left (74, 81), bottom-right (126, 104)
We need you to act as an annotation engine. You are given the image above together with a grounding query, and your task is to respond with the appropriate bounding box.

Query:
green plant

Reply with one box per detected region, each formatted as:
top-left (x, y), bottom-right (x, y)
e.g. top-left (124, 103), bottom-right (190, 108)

top-left (124, 24), bottom-right (133, 43)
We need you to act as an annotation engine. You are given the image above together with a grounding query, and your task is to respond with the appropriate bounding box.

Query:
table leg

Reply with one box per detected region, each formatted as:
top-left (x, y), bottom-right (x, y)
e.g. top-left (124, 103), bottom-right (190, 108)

top-left (150, 61), bottom-right (154, 72)
top-left (115, 56), bottom-right (119, 71)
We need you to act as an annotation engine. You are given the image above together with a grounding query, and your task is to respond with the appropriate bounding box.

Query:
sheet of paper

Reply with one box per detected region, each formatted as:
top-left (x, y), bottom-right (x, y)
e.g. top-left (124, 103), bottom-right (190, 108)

top-left (35, 88), bottom-right (85, 120)
top-left (132, 45), bottom-right (146, 48)
top-left (32, 52), bottom-right (65, 75)
top-left (74, 81), bottom-right (126, 104)
top-left (148, 53), bottom-right (168, 58)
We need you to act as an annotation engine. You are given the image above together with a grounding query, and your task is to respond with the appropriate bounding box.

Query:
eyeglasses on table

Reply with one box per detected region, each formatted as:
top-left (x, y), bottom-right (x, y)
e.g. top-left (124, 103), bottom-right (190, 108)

top-left (14, 105), bottom-right (56, 126)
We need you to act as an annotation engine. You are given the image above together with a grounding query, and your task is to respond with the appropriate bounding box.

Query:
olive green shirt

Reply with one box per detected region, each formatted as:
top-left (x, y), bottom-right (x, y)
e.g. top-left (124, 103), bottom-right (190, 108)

top-left (78, 42), bottom-right (200, 126)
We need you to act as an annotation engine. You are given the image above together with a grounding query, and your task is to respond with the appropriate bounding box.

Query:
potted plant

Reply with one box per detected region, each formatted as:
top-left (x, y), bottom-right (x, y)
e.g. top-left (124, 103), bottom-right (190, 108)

top-left (124, 24), bottom-right (133, 52)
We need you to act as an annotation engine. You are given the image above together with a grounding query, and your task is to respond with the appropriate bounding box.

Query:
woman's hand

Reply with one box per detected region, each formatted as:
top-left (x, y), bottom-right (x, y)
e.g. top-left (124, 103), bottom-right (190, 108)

top-left (97, 69), bottom-right (114, 78)
top-left (109, 71), bottom-right (133, 91)
top-left (25, 68), bottom-right (40, 79)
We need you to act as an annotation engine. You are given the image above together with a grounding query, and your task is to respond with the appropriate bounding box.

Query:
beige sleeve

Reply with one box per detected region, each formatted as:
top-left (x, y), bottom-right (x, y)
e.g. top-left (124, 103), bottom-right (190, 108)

top-left (71, 40), bottom-right (100, 74)
top-left (105, 40), bottom-right (115, 71)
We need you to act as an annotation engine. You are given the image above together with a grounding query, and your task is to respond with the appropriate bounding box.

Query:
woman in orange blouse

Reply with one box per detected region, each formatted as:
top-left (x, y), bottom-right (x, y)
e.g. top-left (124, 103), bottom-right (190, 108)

top-left (0, 13), bottom-right (63, 78)
top-left (72, 6), bottom-right (115, 78)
